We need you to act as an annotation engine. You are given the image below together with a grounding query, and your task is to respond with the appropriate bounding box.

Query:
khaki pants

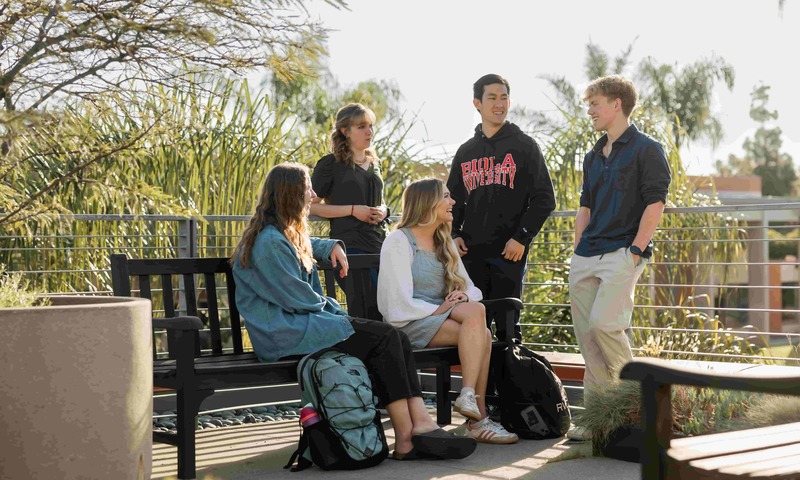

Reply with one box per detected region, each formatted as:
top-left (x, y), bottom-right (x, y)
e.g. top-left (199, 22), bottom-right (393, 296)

top-left (569, 247), bottom-right (648, 393)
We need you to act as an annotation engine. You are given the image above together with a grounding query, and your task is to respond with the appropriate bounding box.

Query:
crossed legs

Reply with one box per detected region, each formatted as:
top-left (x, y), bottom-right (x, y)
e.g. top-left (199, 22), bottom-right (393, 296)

top-left (427, 301), bottom-right (492, 418)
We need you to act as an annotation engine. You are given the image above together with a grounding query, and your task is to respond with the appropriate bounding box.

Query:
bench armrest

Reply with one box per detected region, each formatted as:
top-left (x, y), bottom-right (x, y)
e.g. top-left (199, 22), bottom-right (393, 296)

top-left (152, 316), bottom-right (203, 331)
top-left (152, 316), bottom-right (202, 364)
top-left (620, 357), bottom-right (800, 396)
top-left (481, 297), bottom-right (523, 344)
top-left (480, 297), bottom-right (523, 311)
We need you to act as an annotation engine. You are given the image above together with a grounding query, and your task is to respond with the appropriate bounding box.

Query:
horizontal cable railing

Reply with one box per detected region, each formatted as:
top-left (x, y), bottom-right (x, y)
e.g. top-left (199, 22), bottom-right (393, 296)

top-left (3, 204), bottom-right (799, 366)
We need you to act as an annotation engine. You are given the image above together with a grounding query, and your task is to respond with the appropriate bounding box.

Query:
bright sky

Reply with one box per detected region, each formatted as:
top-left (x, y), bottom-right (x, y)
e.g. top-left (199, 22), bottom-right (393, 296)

top-left (308, 0), bottom-right (800, 175)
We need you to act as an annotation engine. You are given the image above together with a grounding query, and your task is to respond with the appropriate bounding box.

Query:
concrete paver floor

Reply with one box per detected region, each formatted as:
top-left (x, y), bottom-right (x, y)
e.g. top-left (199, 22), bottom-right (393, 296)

top-left (152, 414), bottom-right (640, 480)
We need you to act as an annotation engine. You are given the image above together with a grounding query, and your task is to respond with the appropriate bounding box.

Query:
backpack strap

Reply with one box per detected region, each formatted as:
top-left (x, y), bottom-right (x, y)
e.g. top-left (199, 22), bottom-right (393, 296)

top-left (284, 432), bottom-right (313, 472)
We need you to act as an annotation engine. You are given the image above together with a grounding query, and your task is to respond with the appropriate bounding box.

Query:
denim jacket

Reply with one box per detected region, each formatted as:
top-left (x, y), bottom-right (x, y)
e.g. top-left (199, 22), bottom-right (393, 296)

top-left (232, 225), bottom-right (354, 362)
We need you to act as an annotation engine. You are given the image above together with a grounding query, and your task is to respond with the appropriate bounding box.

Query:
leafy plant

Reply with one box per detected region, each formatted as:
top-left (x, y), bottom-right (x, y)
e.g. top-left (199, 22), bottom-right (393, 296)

top-left (0, 264), bottom-right (48, 308)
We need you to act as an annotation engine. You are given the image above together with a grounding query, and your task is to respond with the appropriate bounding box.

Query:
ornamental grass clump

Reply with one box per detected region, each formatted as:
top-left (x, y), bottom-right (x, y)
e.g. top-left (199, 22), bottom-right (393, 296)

top-left (575, 365), bottom-right (755, 452)
top-left (576, 379), bottom-right (642, 448)
top-left (745, 395), bottom-right (800, 427)
top-left (0, 264), bottom-right (49, 308)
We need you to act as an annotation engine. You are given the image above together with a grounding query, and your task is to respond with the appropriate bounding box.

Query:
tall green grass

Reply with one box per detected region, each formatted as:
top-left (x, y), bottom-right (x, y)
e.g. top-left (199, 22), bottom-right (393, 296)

top-left (1, 73), bottom-right (768, 361)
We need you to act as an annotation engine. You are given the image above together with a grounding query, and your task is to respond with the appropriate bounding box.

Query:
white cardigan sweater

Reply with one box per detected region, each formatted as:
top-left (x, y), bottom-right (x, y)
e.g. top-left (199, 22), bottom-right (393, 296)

top-left (377, 229), bottom-right (483, 328)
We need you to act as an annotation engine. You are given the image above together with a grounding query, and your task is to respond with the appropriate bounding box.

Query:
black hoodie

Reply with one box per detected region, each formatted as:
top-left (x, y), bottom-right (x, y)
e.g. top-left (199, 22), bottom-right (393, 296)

top-left (446, 122), bottom-right (555, 255)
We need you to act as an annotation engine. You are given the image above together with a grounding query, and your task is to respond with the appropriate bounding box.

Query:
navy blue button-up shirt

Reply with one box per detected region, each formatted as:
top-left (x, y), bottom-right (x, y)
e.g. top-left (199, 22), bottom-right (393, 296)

top-left (575, 124), bottom-right (671, 258)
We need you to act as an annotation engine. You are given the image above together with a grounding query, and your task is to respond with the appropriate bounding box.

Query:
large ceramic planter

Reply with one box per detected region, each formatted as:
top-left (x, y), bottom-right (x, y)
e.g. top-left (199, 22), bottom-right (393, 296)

top-left (0, 296), bottom-right (152, 480)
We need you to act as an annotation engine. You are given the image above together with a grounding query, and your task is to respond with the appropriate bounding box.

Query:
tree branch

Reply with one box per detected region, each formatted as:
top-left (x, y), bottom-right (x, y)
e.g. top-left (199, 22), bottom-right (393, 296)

top-left (0, 114), bottom-right (160, 228)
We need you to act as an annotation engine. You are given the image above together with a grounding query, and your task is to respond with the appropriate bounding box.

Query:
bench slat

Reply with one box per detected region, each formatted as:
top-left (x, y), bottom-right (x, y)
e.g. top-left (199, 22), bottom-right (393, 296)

top-left (123, 257), bottom-right (231, 276)
top-left (204, 272), bottom-right (223, 355)
top-left (183, 273), bottom-right (197, 317)
top-left (162, 275), bottom-right (175, 317)
top-left (669, 422), bottom-right (800, 462)
top-left (757, 457), bottom-right (800, 477)
top-left (687, 444), bottom-right (800, 479)
top-left (225, 273), bottom-right (243, 354)
top-left (323, 267), bottom-right (337, 298)
top-left (159, 276), bottom-right (178, 360)
top-left (139, 275), bottom-right (152, 300)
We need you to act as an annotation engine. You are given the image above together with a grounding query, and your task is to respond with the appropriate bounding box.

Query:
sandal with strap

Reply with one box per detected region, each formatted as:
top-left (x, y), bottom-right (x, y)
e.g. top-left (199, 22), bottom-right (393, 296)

top-left (392, 448), bottom-right (431, 460)
top-left (411, 428), bottom-right (477, 459)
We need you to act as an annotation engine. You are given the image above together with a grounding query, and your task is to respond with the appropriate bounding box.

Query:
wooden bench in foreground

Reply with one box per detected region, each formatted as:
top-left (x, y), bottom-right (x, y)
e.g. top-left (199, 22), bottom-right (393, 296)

top-left (111, 253), bottom-right (519, 479)
top-left (620, 357), bottom-right (800, 480)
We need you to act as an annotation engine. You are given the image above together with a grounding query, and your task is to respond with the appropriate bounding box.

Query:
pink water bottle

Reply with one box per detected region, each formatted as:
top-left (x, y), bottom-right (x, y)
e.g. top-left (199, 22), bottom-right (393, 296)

top-left (300, 404), bottom-right (320, 427)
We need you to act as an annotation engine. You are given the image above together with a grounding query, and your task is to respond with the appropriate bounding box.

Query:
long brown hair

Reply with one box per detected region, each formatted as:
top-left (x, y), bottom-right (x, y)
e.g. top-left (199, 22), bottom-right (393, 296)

top-left (330, 103), bottom-right (379, 167)
top-left (397, 178), bottom-right (467, 293)
top-left (232, 163), bottom-right (314, 272)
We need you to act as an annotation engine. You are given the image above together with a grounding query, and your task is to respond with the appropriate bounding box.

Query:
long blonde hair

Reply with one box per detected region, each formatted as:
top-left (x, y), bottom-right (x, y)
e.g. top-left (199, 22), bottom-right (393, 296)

top-left (232, 163), bottom-right (314, 273)
top-left (330, 103), bottom-right (379, 167)
top-left (398, 178), bottom-right (467, 293)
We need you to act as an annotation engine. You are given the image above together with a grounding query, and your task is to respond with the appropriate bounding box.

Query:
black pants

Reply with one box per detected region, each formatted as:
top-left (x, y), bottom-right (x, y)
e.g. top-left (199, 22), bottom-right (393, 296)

top-left (334, 318), bottom-right (422, 404)
top-left (463, 249), bottom-right (527, 342)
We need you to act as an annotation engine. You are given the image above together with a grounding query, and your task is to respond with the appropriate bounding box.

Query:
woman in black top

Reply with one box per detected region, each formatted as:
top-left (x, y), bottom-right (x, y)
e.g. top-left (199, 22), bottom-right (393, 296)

top-left (310, 103), bottom-right (389, 255)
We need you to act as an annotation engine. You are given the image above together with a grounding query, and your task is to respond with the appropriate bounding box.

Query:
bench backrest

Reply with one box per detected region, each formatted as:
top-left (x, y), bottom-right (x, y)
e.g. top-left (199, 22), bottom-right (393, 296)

top-left (110, 253), bottom-right (370, 359)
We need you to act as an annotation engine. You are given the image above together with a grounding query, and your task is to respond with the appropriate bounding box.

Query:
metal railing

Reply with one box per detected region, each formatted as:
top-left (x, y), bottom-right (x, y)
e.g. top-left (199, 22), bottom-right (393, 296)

top-left (3, 203), bottom-right (799, 366)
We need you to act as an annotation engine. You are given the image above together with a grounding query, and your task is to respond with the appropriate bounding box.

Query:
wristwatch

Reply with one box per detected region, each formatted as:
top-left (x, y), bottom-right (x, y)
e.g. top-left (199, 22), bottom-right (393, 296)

top-left (629, 245), bottom-right (651, 259)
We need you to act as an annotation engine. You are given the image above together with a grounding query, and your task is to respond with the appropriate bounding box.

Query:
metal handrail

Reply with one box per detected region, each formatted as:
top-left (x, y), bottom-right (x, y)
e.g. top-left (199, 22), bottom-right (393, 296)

top-left (3, 204), bottom-right (798, 367)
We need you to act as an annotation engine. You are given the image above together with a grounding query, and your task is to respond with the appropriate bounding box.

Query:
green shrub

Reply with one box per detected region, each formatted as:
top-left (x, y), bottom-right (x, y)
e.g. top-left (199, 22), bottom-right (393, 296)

top-left (575, 368), bottom-right (754, 451)
top-left (745, 395), bottom-right (800, 426)
top-left (0, 264), bottom-right (49, 308)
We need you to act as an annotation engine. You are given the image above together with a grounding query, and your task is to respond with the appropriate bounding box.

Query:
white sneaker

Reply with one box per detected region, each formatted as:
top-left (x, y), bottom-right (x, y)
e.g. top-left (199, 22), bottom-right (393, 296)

top-left (567, 423), bottom-right (592, 441)
top-left (454, 392), bottom-right (481, 421)
top-left (467, 419), bottom-right (519, 444)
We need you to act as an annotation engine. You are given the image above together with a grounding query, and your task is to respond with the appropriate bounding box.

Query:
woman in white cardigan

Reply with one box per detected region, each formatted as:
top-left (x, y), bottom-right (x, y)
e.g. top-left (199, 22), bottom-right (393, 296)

top-left (377, 178), bottom-right (518, 445)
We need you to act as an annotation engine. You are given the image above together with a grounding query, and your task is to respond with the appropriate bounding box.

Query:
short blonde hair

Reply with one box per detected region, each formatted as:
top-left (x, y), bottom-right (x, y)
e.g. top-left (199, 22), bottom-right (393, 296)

top-left (584, 75), bottom-right (638, 117)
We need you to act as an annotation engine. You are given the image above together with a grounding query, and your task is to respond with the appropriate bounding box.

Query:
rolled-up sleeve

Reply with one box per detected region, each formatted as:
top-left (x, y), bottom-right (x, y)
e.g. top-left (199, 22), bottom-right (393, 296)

top-left (311, 237), bottom-right (343, 262)
top-left (639, 142), bottom-right (671, 205)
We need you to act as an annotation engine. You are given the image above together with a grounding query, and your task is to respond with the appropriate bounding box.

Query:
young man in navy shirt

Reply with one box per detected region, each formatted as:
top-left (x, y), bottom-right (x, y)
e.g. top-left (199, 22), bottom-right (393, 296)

top-left (570, 75), bottom-right (671, 403)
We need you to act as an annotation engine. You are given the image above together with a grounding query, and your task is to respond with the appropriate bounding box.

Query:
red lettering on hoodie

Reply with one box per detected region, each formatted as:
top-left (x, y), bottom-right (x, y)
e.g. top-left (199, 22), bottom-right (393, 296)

top-left (461, 154), bottom-right (517, 193)
top-left (500, 154), bottom-right (517, 189)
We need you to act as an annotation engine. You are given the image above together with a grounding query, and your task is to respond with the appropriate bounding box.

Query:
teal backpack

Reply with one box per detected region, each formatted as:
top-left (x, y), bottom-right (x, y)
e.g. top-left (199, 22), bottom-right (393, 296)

top-left (285, 349), bottom-right (389, 471)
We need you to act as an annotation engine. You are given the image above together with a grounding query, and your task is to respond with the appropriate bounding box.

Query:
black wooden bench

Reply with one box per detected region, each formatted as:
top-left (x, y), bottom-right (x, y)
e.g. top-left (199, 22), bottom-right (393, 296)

top-left (620, 357), bottom-right (800, 480)
top-left (110, 253), bottom-right (519, 479)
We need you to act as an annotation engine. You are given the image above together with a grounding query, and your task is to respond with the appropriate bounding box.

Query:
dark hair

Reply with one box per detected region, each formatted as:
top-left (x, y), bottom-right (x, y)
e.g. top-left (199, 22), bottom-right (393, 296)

top-left (473, 74), bottom-right (511, 100)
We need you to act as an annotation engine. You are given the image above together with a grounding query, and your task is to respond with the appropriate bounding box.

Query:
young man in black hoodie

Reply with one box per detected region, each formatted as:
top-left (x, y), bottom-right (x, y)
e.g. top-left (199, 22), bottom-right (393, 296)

top-left (446, 74), bottom-right (556, 342)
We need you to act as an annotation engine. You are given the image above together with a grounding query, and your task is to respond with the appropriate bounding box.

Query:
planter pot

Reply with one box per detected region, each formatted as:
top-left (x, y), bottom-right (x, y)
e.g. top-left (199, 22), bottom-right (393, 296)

top-left (592, 424), bottom-right (644, 463)
top-left (0, 296), bottom-right (152, 480)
